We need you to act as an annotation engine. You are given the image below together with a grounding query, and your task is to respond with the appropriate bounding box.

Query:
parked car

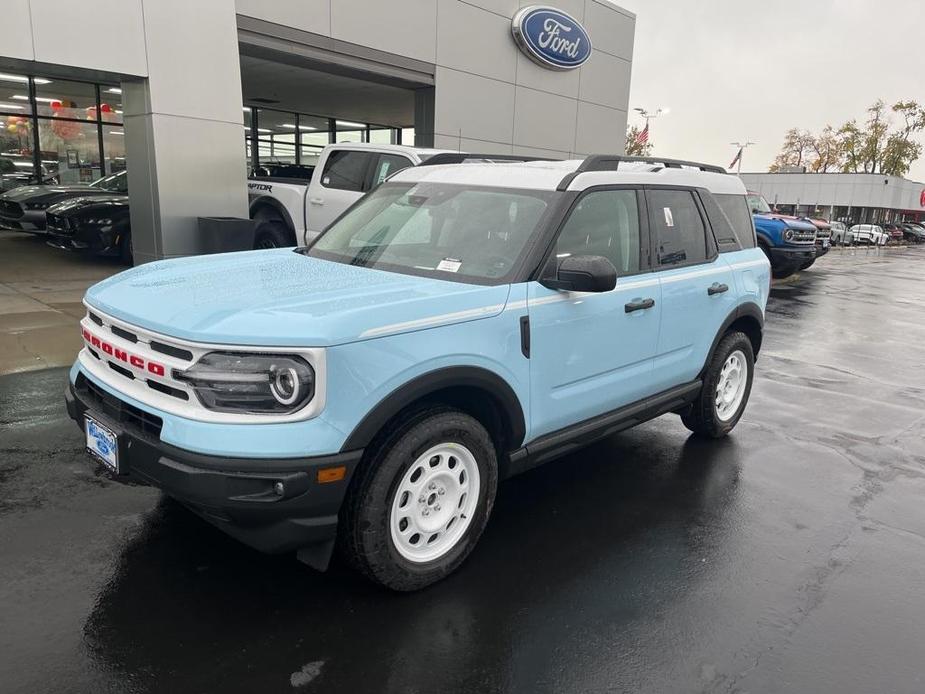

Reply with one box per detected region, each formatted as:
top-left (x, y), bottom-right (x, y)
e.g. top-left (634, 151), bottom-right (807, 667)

top-left (45, 193), bottom-right (132, 264)
top-left (802, 216), bottom-right (831, 266)
top-left (65, 154), bottom-right (769, 591)
top-left (0, 170), bottom-right (127, 232)
top-left (881, 223), bottom-right (905, 242)
top-left (846, 224), bottom-right (889, 246)
top-left (247, 143), bottom-right (544, 249)
top-left (0, 154), bottom-right (58, 192)
top-left (830, 221), bottom-right (847, 243)
top-left (746, 192), bottom-right (817, 278)
top-left (901, 223), bottom-right (925, 243)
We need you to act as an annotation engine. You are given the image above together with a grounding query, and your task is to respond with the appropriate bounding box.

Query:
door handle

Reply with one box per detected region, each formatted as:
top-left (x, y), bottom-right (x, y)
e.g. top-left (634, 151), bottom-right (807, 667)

top-left (309, 197), bottom-right (324, 205)
top-left (624, 298), bottom-right (655, 313)
top-left (707, 283), bottom-right (729, 296)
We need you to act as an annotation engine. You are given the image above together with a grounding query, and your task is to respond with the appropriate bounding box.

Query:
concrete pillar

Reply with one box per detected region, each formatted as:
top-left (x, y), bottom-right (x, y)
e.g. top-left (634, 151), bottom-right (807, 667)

top-left (123, 0), bottom-right (247, 264)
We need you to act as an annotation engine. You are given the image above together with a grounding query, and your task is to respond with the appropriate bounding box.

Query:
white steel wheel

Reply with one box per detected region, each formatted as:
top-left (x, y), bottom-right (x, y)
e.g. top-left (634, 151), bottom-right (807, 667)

top-left (715, 349), bottom-right (748, 422)
top-left (389, 442), bottom-right (481, 564)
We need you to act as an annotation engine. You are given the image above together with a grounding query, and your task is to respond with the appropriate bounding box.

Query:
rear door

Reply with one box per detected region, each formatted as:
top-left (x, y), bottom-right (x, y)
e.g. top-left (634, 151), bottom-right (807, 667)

top-left (527, 188), bottom-right (662, 438)
top-left (647, 188), bottom-right (737, 393)
top-left (306, 149), bottom-right (415, 235)
top-left (306, 149), bottom-right (377, 234)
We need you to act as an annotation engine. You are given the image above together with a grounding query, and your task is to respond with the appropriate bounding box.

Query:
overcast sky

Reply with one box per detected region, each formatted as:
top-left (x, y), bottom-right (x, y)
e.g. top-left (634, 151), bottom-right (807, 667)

top-left (614, 0), bottom-right (925, 181)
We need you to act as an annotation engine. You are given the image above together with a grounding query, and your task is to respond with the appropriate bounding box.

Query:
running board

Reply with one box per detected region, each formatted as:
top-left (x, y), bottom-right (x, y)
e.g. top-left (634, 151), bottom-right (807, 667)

top-left (505, 379), bottom-right (702, 478)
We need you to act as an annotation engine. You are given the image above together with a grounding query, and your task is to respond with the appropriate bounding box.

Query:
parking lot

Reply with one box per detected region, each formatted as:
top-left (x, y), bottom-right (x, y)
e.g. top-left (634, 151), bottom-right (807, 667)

top-left (1, 246), bottom-right (925, 694)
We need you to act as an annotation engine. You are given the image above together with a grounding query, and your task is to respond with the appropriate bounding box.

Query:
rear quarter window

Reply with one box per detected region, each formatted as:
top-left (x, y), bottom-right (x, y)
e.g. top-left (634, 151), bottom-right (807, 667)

top-left (714, 194), bottom-right (757, 250)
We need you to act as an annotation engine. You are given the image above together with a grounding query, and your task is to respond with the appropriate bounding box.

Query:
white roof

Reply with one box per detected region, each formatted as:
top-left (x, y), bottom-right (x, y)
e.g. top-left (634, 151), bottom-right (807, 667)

top-left (324, 141), bottom-right (456, 161)
top-left (390, 159), bottom-right (747, 195)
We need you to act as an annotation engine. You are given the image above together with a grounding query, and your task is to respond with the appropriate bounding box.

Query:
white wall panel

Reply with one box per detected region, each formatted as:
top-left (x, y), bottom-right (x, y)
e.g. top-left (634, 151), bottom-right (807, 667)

top-left (30, 0), bottom-right (147, 76)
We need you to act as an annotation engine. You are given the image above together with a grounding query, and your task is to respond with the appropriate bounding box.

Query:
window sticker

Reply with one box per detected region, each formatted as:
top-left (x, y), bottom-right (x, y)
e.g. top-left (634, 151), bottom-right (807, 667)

top-left (436, 258), bottom-right (462, 273)
top-left (663, 207), bottom-right (674, 227)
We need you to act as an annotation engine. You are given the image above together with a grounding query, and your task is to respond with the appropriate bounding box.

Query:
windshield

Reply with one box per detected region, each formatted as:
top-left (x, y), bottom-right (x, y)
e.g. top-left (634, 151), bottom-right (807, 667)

top-left (306, 182), bottom-right (555, 282)
top-left (745, 193), bottom-right (772, 214)
top-left (90, 171), bottom-right (128, 193)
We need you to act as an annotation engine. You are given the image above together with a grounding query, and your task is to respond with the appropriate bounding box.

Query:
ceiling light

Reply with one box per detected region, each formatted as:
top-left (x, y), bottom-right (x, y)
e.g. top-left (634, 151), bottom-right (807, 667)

top-left (108, 130), bottom-right (123, 135)
top-left (0, 74), bottom-right (50, 84)
top-left (0, 103), bottom-right (24, 110)
top-left (12, 95), bottom-right (64, 103)
top-left (336, 120), bottom-right (366, 129)
top-left (106, 87), bottom-right (122, 94)
top-left (243, 106), bottom-right (252, 112)
top-left (281, 124), bottom-right (318, 131)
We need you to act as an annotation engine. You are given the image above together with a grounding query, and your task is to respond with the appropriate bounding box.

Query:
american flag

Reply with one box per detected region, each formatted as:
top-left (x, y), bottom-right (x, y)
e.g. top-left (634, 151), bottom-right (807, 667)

top-left (729, 147), bottom-right (743, 169)
top-left (636, 123), bottom-right (649, 145)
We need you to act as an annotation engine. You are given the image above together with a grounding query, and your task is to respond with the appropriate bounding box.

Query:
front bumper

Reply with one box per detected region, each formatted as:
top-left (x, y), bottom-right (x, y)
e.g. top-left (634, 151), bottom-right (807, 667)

top-left (46, 223), bottom-right (121, 256)
top-left (767, 245), bottom-right (815, 270)
top-left (814, 238), bottom-right (830, 257)
top-left (66, 374), bottom-right (363, 559)
top-left (0, 208), bottom-right (46, 232)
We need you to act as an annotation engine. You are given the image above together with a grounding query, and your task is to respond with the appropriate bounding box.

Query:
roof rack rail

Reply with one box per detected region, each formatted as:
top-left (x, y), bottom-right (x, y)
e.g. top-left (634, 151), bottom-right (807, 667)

top-left (556, 154), bottom-right (727, 191)
top-left (419, 153), bottom-right (554, 166)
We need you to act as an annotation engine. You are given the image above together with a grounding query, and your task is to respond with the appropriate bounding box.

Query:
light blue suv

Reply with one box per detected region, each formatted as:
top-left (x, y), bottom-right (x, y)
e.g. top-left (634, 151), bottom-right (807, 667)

top-left (66, 155), bottom-right (770, 591)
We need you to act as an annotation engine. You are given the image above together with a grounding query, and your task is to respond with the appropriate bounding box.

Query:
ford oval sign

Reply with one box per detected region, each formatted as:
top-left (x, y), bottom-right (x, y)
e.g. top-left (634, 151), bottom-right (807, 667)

top-left (512, 5), bottom-right (592, 71)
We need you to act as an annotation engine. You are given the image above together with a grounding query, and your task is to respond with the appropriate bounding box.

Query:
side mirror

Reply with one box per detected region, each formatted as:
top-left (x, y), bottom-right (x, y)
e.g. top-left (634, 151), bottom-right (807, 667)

top-left (540, 255), bottom-right (617, 293)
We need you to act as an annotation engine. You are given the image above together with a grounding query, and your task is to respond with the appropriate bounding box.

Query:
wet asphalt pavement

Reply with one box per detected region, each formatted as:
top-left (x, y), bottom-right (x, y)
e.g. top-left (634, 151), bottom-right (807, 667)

top-left (2, 247), bottom-right (925, 694)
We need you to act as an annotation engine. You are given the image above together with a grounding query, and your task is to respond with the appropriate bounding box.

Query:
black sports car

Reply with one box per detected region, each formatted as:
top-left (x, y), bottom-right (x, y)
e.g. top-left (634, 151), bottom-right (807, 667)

top-left (0, 170), bottom-right (127, 232)
top-left (45, 194), bottom-right (132, 264)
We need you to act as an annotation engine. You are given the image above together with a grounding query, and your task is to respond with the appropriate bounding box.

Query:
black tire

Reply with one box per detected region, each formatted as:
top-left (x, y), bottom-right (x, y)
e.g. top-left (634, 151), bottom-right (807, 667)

top-left (681, 331), bottom-right (755, 438)
top-left (340, 407), bottom-right (498, 591)
top-left (118, 230), bottom-right (133, 266)
top-left (253, 220), bottom-right (294, 249)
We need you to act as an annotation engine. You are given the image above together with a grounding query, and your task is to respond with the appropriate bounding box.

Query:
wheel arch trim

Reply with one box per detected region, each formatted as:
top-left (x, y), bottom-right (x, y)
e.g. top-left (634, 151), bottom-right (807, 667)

top-left (341, 366), bottom-right (527, 452)
top-left (702, 302), bottom-right (764, 375)
top-left (249, 196), bottom-right (295, 232)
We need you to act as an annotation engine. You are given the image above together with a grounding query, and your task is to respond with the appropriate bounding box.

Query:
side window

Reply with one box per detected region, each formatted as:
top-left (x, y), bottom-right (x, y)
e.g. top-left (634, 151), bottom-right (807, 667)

top-left (554, 189), bottom-right (641, 275)
top-left (320, 151), bottom-right (374, 191)
top-left (373, 154), bottom-right (413, 186)
top-left (714, 193), bottom-right (757, 249)
top-left (648, 189), bottom-right (708, 266)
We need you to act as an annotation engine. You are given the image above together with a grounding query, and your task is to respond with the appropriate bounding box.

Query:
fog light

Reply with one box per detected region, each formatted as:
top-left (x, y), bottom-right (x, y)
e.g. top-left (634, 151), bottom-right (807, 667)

top-left (274, 481), bottom-right (285, 496)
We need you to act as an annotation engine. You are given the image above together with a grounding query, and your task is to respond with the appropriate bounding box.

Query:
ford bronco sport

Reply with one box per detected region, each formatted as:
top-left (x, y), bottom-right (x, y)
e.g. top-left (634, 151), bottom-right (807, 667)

top-left (66, 155), bottom-right (770, 591)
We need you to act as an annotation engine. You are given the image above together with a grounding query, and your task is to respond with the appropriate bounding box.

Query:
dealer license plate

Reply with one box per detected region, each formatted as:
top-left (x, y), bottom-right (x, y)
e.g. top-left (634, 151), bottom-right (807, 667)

top-left (85, 415), bottom-right (118, 473)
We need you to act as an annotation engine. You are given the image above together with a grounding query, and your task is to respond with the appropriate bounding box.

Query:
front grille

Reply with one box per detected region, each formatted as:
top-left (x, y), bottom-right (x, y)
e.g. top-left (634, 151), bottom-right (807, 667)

top-left (791, 230), bottom-right (816, 243)
top-left (0, 200), bottom-right (23, 219)
top-left (45, 214), bottom-right (72, 234)
top-left (76, 372), bottom-right (164, 439)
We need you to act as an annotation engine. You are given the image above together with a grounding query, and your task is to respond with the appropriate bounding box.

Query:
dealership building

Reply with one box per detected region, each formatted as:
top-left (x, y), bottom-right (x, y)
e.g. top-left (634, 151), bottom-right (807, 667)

top-left (740, 172), bottom-right (925, 225)
top-left (0, 0), bottom-right (635, 264)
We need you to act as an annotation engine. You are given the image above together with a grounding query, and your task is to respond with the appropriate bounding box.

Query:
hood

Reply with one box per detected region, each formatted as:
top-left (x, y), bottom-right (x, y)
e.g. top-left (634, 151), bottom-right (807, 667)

top-left (753, 213), bottom-right (817, 231)
top-left (84, 249), bottom-right (511, 347)
top-left (1, 184), bottom-right (96, 202)
top-left (50, 194), bottom-right (129, 215)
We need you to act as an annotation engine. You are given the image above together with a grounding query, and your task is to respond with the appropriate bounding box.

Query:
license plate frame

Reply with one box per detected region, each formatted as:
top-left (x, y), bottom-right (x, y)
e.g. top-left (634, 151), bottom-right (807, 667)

top-left (85, 414), bottom-right (119, 473)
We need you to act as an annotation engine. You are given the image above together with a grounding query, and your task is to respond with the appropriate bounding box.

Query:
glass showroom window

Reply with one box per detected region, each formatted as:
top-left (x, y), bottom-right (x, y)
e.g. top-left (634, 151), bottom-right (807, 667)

top-left (38, 118), bottom-right (103, 183)
top-left (0, 72), bottom-right (123, 187)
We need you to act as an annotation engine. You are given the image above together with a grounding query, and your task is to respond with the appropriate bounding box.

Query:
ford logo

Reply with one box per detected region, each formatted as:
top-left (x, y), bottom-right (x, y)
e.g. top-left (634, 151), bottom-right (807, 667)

top-left (511, 5), bottom-right (592, 71)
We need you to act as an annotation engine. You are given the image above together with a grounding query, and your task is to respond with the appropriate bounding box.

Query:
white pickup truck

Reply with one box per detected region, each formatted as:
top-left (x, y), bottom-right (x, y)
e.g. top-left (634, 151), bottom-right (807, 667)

top-left (246, 142), bottom-right (550, 248)
top-left (247, 142), bottom-right (455, 248)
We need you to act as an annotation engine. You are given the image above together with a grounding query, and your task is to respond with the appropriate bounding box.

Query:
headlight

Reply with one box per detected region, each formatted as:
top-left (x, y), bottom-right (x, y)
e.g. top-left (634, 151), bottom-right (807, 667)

top-left (175, 352), bottom-right (315, 414)
top-left (25, 201), bottom-right (49, 210)
top-left (84, 217), bottom-right (113, 226)
top-left (783, 229), bottom-right (794, 241)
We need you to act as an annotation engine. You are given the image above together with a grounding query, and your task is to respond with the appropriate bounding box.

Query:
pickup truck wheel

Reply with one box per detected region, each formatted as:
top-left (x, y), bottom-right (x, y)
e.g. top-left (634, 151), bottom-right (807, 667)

top-left (682, 331), bottom-right (754, 438)
top-left (340, 408), bottom-right (498, 591)
top-left (253, 220), bottom-right (292, 249)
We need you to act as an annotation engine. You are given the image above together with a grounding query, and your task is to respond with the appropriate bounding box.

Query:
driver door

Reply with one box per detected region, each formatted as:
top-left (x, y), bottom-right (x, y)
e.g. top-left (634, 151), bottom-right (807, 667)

top-left (527, 188), bottom-right (661, 439)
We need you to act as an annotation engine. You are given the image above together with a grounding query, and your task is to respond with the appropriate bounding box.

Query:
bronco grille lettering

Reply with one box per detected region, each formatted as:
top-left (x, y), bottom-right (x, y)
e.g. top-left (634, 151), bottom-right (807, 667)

top-left (82, 327), bottom-right (166, 376)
